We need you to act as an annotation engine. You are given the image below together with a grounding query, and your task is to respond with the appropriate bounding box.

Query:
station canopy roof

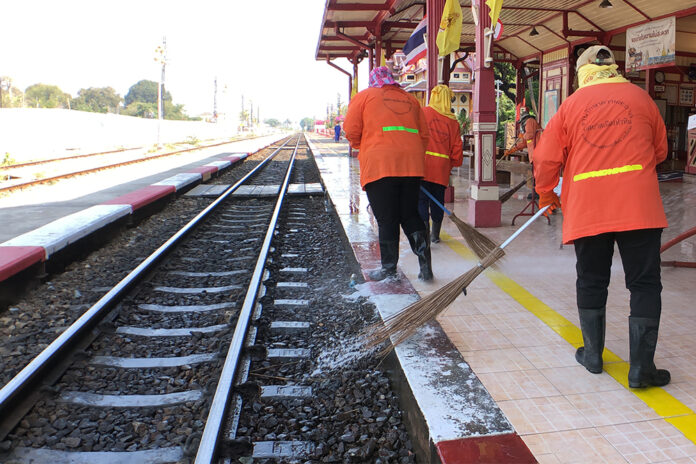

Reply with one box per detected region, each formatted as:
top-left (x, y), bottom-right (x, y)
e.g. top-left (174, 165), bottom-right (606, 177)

top-left (316, 0), bottom-right (696, 63)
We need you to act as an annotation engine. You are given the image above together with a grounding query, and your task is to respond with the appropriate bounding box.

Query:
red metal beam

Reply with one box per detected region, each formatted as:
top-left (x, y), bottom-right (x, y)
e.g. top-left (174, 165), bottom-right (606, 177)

top-left (562, 12), bottom-right (603, 38)
top-left (329, 3), bottom-right (391, 11)
top-left (623, 0), bottom-right (651, 20)
top-left (322, 33), bottom-right (371, 41)
top-left (320, 45), bottom-right (362, 51)
top-left (334, 28), bottom-right (371, 50)
top-left (318, 53), bottom-right (355, 59)
top-left (540, 25), bottom-right (570, 43)
top-left (373, 0), bottom-right (398, 24)
top-left (326, 21), bottom-right (374, 28)
top-left (572, 11), bottom-right (602, 31)
top-left (326, 58), bottom-right (353, 102)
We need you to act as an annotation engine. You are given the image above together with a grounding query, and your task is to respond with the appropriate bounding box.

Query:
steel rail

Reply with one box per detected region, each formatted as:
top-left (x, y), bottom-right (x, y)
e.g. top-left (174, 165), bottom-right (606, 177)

top-left (0, 133), bottom-right (264, 172)
top-left (0, 136), bottom-right (297, 440)
top-left (0, 134), bottom-right (265, 194)
top-left (194, 135), bottom-right (302, 463)
top-left (0, 146), bottom-right (141, 171)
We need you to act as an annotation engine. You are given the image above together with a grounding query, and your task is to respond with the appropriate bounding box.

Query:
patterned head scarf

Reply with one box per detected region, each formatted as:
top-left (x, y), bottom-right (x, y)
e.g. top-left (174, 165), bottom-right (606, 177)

top-left (428, 84), bottom-right (457, 120)
top-left (368, 66), bottom-right (396, 88)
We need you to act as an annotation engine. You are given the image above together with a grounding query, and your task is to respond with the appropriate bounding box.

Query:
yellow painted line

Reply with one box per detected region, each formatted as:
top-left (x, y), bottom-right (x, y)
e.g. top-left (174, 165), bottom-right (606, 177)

top-left (441, 232), bottom-right (696, 441)
top-left (667, 415), bottom-right (696, 443)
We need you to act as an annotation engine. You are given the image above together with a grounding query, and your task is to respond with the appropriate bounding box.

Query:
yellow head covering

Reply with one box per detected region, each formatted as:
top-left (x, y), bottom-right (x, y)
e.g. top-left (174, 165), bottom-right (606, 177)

top-left (577, 64), bottom-right (628, 89)
top-left (428, 84), bottom-right (457, 120)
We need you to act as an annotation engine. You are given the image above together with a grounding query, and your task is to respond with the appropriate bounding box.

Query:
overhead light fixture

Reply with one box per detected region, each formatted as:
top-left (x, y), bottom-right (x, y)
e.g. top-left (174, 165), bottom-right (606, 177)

top-left (599, 0), bottom-right (613, 8)
top-left (529, 26), bottom-right (539, 36)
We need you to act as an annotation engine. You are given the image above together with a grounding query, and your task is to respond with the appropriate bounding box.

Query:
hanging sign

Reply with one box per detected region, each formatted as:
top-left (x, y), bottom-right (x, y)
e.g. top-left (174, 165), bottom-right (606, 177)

top-left (493, 19), bottom-right (503, 40)
top-left (626, 16), bottom-right (676, 72)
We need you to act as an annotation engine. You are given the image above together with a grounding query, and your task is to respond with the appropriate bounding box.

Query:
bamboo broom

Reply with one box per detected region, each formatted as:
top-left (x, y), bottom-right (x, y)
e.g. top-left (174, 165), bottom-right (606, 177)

top-left (498, 177), bottom-right (530, 204)
top-left (420, 186), bottom-right (497, 259)
top-left (363, 206), bottom-right (550, 353)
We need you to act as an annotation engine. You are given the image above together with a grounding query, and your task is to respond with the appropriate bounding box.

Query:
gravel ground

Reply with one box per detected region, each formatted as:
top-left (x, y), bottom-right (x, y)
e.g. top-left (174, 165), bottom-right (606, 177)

top-left (1, 137), bottom-right (418, 463)
top-left (234, 194), bottom-right (416, 463)
top-left (0, 143), bottom-right (278, 388)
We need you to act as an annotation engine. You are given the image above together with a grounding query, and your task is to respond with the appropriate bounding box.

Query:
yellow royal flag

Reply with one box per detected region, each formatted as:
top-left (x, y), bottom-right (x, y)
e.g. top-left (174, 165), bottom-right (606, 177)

top-left (485, 0), bottom-right (503, 28)
top-left (351, 76), bottom-right (358, 99)
top-left (436, 0), bottom-right (462, 57)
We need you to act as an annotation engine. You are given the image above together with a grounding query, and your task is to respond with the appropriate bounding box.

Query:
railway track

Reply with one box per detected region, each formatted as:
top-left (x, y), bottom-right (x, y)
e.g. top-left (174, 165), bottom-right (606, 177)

top-left (0, 134), bottom-right (262, 195)
top-left (0, 134), bottom-right (417, 463)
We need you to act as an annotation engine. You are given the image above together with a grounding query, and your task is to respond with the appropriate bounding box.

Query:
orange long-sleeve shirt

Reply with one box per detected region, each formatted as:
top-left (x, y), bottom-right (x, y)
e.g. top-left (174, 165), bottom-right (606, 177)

top-left (508, 117), bottom-right (542, 162)
top-left (344, 85), bottom-right (429, 187)
top-left (422, 107), bottom-right (463, 186)
top-left (533, 82), bottom-right (668, 244)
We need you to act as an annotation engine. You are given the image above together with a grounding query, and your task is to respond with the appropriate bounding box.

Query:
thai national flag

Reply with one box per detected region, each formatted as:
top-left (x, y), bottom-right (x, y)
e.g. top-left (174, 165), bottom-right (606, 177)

top-left (403, 16), bottom-right (427, 66)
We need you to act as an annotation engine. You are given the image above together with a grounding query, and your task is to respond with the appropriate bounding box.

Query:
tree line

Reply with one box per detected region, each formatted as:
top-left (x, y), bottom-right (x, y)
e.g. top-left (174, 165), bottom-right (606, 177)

top-left (0, 78), bottom-right (198, 120)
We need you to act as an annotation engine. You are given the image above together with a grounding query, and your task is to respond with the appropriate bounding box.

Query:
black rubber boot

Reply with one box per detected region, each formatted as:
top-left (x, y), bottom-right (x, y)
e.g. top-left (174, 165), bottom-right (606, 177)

top-left (628, 316), bottom-right (671, 388)
top-left (431, 221), bottom-right (442, 243)
top-left (407, 231), bottom-right (433, 281)
top-left (368, 240), bottom-right (399, 281)
top-left (575, 308), bottom-right (606, 374)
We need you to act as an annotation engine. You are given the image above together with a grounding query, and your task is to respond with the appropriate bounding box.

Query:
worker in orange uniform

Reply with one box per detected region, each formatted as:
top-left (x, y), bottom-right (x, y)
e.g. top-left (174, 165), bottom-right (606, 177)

top-left (504, 110), bottom-right (542, 200)
top-left (419, 84), bottom-right (463, 243)
top-left (344, 66), bottom-right (432, 281)
top-left (504, 110), bottom-right (542, 162)
top-left (533, 45), bottom-right (670, 388)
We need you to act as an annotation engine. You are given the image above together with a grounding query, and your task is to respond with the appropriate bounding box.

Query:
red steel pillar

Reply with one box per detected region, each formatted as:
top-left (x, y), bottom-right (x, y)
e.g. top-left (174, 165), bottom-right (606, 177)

top-left (645, 69), bottom-right (655, 98)
top-left (426, 0), bottom-right (446, 101)
top-left (468, 0), bottom-right (501, 227)
top-left (515, 62), bottom-right (524, 118)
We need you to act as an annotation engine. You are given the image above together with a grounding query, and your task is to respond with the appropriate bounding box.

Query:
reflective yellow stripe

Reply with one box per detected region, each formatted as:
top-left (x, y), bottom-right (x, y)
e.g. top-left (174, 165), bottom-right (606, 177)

top-left (573, 164), bottom-right (643, 182)
top-left (425, 151), bottom-right (449, 159)
top-left (382, 126), bottom-right (419, 134)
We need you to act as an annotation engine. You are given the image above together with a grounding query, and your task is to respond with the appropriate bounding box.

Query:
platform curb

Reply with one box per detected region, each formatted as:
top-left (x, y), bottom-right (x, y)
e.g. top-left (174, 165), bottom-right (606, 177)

top-left (307, 134), bottom-right (537, 463)
top-left (0, 151), bottom-right (250, 284)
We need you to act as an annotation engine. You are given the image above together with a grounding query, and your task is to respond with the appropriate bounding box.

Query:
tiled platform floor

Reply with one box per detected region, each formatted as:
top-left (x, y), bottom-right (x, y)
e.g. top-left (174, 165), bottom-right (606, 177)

top-left (308, 132), bottom-right (696, 463)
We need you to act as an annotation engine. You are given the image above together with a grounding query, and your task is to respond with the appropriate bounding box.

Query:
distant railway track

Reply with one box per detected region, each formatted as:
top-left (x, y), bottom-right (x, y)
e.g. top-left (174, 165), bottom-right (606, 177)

top-left (0, 134), bottom-right (264, 195)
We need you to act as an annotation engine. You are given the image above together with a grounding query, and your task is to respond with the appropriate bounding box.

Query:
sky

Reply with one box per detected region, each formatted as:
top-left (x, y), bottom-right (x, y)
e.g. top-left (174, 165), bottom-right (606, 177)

top-left (2, 0), bottom-right (365, 123)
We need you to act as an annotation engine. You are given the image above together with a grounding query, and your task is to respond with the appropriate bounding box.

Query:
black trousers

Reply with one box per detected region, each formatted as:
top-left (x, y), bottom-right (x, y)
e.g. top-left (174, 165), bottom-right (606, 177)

top-left (418, 181), bottom-right (446, 224)
top-left (574, 228), bottom-right (663, 318)
top-left (365, 177), bottom-right (426, 242)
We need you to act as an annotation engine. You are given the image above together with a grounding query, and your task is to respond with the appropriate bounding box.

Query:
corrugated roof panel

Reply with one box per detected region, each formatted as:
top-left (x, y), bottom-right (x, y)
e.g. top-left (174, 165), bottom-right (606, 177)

top-left (576, 2), bottom-right (646, 32)
top-left (624, 0), bottom-right (696, 20)
top-left (316, 0), bottom-right (696, 61)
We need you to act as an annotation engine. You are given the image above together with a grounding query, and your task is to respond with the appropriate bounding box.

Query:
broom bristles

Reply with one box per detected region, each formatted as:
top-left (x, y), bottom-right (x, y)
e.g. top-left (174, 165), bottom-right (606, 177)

top-left (499, 178), bottom-right (529, 204)
top-left (449, 213), bottom-right (498, 260)
top-left (362, 247), bottom-right (505, 352)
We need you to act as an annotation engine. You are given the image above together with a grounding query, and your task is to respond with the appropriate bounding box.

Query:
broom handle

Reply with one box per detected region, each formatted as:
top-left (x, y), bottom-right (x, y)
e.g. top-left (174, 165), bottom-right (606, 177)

top-left (500, 206), bottom-right (550, 249)
top-left (420, 186), bottom-right (453, 216)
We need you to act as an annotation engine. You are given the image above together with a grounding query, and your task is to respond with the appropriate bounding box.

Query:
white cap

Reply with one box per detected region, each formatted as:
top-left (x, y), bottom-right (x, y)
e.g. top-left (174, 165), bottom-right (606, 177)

top-left (576, 45), bottom-right (615, 71)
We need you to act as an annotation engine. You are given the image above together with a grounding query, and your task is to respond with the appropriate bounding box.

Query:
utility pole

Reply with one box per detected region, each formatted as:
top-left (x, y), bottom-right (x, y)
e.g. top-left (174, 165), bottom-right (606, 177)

top-left (161, 37), bottom-right (167, 120)
top-left (154, 37), bottom-right (167, 146)
top-left (0, 77), bottom-right (11, 108)
top-left (213, 77), bottom-right (218, 122)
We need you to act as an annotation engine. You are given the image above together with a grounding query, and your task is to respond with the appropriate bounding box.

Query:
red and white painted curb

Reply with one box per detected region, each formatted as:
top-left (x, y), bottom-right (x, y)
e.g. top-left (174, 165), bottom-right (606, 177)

top-left (0, 153), bottom-right (248, 282)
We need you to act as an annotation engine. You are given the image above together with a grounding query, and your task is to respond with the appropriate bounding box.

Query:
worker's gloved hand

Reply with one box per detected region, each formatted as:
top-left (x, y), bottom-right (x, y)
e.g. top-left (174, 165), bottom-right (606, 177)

top-left (538, 191), bottom-right (561, 217)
